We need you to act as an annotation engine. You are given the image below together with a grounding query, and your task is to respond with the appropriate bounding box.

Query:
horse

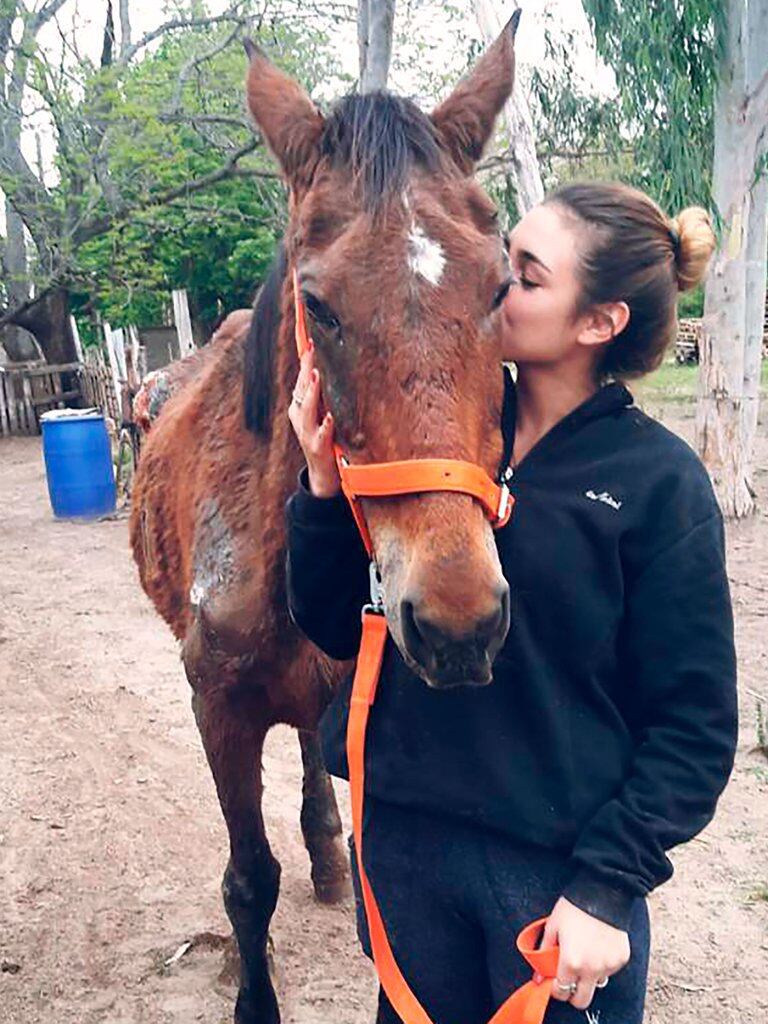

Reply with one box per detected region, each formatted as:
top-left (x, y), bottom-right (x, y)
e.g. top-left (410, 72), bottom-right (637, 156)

top-left (130, 14), bottom-right (521, 1023)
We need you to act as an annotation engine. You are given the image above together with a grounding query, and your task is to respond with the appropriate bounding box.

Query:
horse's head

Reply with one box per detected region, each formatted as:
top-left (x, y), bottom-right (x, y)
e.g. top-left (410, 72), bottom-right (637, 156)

top-left (246, 17), bottom-right (520, 688)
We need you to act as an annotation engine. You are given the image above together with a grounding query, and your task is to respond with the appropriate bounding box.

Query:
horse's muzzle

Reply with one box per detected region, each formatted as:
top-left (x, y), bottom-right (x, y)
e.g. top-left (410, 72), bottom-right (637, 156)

top-left (400, 582), bottom-right (510, 688)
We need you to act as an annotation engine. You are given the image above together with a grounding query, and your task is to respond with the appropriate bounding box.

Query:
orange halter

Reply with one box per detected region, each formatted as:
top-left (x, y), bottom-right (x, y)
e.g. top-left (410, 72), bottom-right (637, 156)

top-left (292, 269), bottom-right (512, 555)
top-left (292, 270), bottom-right (557, 1024)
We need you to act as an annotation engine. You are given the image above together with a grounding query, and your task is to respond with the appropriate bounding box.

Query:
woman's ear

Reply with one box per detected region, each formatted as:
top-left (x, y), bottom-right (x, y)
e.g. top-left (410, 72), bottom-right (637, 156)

top-left (577, 301), bottom-right (630, 349)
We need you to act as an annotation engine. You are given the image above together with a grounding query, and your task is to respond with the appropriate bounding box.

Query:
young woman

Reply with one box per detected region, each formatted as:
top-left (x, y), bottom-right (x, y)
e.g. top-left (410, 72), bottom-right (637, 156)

top-left (285, 182), bottom-right (738, 1023)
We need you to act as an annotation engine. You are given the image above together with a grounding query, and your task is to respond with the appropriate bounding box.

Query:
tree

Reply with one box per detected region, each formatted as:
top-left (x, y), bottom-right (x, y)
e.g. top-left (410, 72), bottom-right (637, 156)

top-left (68, 12), bottom-right (340, 337)
top-left (358, 0), bottom-right (395, 91)
top-left (582, 0), bottom-right (768, 518)
top-left (582, 0), bottom-right (725, 212)
top-left (472, 1), bottom-right (542, 214)
top-left (0, 0), bottom-right (346, 362)
top-left (696, 0), bottom-right (768, 517)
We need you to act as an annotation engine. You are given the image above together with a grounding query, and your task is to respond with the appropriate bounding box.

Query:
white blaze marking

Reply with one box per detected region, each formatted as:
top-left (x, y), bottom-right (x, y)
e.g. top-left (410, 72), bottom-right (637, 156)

top-left (407, 224), bottom-right (445, 285)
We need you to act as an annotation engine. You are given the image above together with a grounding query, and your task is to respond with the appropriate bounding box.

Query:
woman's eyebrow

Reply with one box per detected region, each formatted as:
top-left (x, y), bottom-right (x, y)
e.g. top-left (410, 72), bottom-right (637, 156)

top-left (518, 249), bottom-right (552, 274)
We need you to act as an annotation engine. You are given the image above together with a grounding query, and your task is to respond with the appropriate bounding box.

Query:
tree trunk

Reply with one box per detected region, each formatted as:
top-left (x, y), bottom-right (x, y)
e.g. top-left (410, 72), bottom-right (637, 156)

top-left (1, 196), bottom-right (40, 362)
top-left (696, 0), bottom-right (768, 518)
top-left (471, 0), bottom-right (543, 215)
top-left (742, 170), bottom-right (767, 492)
top-left (118, 0), bottom-right (131, 59)
top-left (0, 325), bottom-right (40, 362)
top-left (11, 287), bottom-right (78, 366)
top-left (358, 0), bottom-right (395, 93)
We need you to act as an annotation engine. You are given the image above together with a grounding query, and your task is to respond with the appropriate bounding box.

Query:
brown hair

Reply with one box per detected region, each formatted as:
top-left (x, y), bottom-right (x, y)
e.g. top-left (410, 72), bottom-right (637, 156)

top-left (545, 182), bottom-right (716, 380)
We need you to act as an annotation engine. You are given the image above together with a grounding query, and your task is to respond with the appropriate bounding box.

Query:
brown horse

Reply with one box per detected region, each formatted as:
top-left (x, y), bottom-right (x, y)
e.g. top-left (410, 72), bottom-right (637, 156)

top-left (130, 15), bottom-right (520, 1023)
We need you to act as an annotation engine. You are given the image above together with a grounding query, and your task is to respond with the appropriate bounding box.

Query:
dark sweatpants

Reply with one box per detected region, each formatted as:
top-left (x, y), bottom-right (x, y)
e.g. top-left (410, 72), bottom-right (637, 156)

top-left (350, 800), bottom-right (651, 1024)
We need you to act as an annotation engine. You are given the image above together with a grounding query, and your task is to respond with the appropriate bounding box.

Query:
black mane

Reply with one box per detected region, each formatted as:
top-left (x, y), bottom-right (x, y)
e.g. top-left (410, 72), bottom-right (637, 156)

top-left (244, 92), bottom-right (444, 436)
top-left (243, 242), bottom-right (287, 436)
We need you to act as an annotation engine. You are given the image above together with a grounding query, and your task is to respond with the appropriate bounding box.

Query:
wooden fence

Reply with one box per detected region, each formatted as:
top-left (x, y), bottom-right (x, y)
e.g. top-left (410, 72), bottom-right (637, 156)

top-left (0, 358), bottom-right (119, 437)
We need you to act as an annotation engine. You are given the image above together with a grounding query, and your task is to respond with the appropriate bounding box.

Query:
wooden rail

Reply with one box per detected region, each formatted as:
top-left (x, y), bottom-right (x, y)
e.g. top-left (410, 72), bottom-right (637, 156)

top-left (0, 359), bottom-right (119, 437)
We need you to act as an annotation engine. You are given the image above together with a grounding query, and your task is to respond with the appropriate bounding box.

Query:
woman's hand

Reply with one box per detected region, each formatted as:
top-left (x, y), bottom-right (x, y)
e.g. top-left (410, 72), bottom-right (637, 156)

top-left (537, 896), bottom-right (630, 1010)
top-left (288, 349), bottom-right (341, 498)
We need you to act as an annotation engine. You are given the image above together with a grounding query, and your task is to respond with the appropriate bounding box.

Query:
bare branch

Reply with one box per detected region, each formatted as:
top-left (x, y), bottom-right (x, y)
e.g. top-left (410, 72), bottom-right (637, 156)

top-left (30, 0), bottom-right (69, 35)
top-left (72, 137), bottom-right (270, 244)
top-left (158, 112), bottom-right (253, 130)
top-left (167, 19), bottom-right (245, 114)
top-left (120, 2), bottom-right (250, 64)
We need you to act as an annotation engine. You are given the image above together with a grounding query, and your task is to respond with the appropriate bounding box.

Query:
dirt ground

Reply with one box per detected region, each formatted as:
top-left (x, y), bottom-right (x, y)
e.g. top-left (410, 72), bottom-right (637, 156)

top-left (1, 402), bottom-right (767, 1024)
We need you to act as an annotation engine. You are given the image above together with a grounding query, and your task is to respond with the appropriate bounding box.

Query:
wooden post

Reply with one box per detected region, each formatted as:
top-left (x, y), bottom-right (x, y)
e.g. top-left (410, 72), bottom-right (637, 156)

top-left (0, 371), bottom-right (10, 436)
top-left (21, 373), bottom-right (34, 433)
top-left (69, 315), bottom-right (85, 363)
top-left (172, 289), bottom-right (196, 358)
top-left (103, 321), bottom-right (123, 417)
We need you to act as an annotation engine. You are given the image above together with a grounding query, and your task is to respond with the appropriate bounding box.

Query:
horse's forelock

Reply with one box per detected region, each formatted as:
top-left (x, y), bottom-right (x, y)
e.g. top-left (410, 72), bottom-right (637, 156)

top-left (244, 96), bottom-right (453, 437)
top-left (320, 93), bottom-right (446, 213)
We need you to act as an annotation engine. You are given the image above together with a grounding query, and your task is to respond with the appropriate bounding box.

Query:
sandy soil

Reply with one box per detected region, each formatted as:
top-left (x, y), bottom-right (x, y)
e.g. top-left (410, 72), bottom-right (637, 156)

top-left (1, 404), bottom-right (766, 1024)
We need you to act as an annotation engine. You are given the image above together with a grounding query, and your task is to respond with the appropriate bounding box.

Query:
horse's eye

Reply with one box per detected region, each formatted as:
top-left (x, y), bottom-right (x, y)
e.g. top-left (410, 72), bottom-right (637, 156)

top-left (492, 278), bottom-right (513, 311)
top-left (303, 292), bottom-right (341, 333)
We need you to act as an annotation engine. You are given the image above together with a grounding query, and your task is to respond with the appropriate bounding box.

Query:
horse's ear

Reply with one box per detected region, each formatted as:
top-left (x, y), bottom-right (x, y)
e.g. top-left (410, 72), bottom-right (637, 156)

top-left (244, 40), bottom-right (324, 193)
top-left (430, 11), bottom-right (520, 175)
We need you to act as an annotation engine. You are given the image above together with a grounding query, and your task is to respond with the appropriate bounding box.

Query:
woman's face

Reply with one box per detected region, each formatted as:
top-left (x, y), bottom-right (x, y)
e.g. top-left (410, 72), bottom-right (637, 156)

top-left (500, 202), bottom-right (586, 365)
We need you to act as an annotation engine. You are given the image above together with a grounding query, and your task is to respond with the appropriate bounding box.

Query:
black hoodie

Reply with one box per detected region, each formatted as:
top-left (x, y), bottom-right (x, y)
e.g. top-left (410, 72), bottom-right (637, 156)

top-left (285, 373), bottom-right (738, 930)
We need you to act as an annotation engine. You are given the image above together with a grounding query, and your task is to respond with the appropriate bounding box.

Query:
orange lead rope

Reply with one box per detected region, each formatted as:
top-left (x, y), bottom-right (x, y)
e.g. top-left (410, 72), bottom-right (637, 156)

top-left (293, 269), bottom-right (557, 1022)
top-left (346, 609), bottom-right (558, 1024)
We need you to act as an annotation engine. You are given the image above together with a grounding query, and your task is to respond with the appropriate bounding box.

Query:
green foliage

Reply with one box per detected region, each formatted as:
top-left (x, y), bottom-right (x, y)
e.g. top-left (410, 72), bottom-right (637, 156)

top-left (66, 9), bottom-right (341, 332)
top-left (528, 16), bottom-right (626, 193)
top-left (581, 0), bottom-right (724, 214)
top-left (678, 285), bottom-right (705, 318)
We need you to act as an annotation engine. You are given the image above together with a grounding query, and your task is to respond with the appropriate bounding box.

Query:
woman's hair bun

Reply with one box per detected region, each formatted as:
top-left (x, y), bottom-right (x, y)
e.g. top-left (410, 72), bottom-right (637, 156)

top-left (669, 206), bottom-right (716, 292)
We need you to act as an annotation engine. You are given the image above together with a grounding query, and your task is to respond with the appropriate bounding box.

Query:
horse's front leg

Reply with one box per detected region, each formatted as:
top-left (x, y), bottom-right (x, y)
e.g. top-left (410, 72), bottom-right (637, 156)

top-left (190, 675), bottom-right (281, 1024)
top-left (298, 729), bottom-right (349, 904)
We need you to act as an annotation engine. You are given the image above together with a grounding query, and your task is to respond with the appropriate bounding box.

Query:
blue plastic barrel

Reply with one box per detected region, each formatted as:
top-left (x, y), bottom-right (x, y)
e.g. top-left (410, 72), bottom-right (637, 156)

top-left (40, 409), bottom-right (116, 519)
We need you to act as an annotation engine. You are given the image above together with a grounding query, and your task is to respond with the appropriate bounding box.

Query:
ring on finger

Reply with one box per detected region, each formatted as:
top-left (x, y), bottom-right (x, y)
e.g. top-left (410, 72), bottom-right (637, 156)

top-left (292, 389), bottom-right (306, 407)
top-left (555, 980), bottom-right (579, 995)
top-left (596, 977), bottom-right (609, 989)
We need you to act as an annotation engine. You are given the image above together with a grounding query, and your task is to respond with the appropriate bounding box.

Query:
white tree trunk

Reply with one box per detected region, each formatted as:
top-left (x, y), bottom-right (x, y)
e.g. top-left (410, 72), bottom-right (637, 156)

top-left (1, 200), bottom-right (39, 362)
top-left (118, 0), bottom-right (132, 60)
top-left (742, 168), bottom-right (767, 489)
top-left (358, 0), bottom-right (395, 93)
top-left (471, 0), bottom-right (543, 215)
top-left (696, 0), bottom-right (768, 518)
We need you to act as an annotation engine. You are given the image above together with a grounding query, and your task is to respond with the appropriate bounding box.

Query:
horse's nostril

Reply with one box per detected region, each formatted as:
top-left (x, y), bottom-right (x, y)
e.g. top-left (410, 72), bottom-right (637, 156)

top-left (400, 582), bottom-right (510, 681)
top-left (483, 581), bottom-right (510, 649)
top-left (400, 598), bottom-right (429, 666)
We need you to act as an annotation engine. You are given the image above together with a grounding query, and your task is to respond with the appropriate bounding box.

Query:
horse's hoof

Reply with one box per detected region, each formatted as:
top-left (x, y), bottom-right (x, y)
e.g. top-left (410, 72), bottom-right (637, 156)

top-left (216, 933), bottom-right (241, 992)
top-left (313, 874), bottom-right (352, 905)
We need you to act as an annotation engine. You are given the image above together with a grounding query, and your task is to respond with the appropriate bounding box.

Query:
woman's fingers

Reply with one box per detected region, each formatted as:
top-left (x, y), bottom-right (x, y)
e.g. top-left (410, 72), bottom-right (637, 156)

top-left (304, 369), bottom-right (322, 437)
top-left (551, 971), bottom-right (580, 1004)
top-left (292, 350), bottom-right (314, 405)
top-left (287, 357), bottom-right (341, 498)
top-left (568, 976), bottom-right (597, 1011)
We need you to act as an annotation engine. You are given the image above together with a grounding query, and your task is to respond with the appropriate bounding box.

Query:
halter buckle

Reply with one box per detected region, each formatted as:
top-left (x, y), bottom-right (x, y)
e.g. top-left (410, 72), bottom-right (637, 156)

top-left (496, 482), bottom-right (511, 523)
top-left (364, 561), bottom-right (385, 614)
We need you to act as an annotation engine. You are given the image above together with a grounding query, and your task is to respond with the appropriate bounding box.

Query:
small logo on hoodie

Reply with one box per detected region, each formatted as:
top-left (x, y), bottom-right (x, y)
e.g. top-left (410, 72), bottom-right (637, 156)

top-left (585, 489), bottom-right (623, 511)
